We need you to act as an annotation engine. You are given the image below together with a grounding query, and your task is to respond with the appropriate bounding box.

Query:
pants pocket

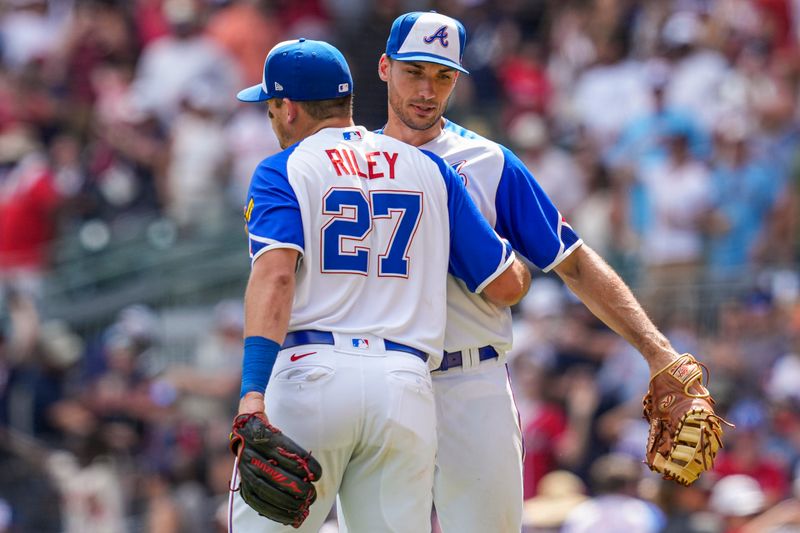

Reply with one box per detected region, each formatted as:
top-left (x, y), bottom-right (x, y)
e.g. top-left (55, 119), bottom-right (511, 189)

top-left (386, 363), bottom-right (436, 449)
top-left (265, 363), bottom-right (339, 449)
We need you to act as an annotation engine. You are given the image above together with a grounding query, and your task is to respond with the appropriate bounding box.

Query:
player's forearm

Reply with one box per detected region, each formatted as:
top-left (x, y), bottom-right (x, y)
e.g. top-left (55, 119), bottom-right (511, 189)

top-left (554, 244), bottom-right (677, 372)
top-left (239, 249), bottom-right (298, 413)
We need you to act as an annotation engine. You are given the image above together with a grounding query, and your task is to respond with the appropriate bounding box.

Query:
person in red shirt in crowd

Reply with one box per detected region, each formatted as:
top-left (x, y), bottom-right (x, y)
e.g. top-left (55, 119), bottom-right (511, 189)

top-left (512, 354), bottom-right (569, 499)
top-left (713, 401), bottom-right (791, 506)
top-left (497, 39), bottom-right (552, 128)
top-left (0, 126), bottom-right (62, 297)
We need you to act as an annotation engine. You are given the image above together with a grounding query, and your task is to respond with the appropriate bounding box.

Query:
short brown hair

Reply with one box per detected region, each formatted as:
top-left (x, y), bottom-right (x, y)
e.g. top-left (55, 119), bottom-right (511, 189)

top-left (297, 95), bottom-right (353, 120)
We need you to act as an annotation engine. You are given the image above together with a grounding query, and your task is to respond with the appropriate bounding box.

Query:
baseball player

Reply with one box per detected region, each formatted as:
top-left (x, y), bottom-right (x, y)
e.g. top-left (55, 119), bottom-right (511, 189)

top-left (228, 39), bottom-right (531, 533)
top-left (361, 11), bottom-right (695, 533)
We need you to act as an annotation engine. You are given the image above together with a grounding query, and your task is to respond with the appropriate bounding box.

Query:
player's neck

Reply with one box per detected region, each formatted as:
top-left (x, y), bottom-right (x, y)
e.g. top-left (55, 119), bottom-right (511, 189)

top-left (383, 115), bottom-right (444, 147)
top-left (294, 117), bottom-right (356, 145)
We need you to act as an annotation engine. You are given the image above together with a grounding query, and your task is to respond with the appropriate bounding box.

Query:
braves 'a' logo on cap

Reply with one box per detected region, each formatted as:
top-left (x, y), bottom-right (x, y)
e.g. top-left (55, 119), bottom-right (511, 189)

top-left (423, 25), bottom-right (449, 47)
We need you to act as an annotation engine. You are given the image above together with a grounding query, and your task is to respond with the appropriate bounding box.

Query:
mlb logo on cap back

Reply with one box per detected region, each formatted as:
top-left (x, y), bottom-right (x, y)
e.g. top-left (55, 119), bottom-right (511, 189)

top-left (237, 38), bottom-right (354, 102)
top-left (385, 12), bottom-right (469, 74)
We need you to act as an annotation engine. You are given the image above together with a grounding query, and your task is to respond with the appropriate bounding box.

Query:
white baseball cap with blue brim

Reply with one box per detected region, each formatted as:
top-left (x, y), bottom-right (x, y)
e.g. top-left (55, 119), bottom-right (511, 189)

top-left (385, 12), bottom-right (469, 74)
top-left (237, 38), bottom-right (354, 102)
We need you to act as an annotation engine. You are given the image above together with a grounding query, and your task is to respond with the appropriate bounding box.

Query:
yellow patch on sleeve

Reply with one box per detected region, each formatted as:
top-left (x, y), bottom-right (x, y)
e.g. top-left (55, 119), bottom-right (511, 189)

top-left (244, 197), bottom-right (254, 222)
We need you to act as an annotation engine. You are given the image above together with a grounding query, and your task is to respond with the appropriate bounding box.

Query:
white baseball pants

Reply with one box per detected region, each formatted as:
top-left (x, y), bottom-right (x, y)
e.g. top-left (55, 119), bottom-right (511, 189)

top-left (229, 334), bottom-right (436, 533)
top-left (431, 357), bottom-right (524, 533)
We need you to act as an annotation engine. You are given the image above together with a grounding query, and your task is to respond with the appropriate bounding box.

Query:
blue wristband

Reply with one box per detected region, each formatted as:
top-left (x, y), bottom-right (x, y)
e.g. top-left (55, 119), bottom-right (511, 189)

top-left (240, 336), bottom-right (281, 398)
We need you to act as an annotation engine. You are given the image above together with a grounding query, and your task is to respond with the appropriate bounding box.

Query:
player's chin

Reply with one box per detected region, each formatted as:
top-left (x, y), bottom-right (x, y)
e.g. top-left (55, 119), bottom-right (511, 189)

top-left (404, 113), bottom-right (441, 131)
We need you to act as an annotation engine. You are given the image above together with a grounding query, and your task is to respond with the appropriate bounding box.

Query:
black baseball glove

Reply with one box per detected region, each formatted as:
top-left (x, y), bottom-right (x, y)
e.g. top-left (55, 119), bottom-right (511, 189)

top-left (230, 412), bottom-right (323, 528)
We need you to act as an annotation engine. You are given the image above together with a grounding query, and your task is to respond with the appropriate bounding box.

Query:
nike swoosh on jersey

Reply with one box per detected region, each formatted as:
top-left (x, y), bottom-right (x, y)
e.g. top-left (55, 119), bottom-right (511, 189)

top-left (289, 351), bottom-right (317, 362)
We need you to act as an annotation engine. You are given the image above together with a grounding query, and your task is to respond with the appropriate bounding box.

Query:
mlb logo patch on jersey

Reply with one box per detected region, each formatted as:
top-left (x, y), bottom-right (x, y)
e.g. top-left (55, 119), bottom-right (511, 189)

top-left (343, 130), bottom-right (362, 141)
top-left (352, 338), bottom-right (369, 349)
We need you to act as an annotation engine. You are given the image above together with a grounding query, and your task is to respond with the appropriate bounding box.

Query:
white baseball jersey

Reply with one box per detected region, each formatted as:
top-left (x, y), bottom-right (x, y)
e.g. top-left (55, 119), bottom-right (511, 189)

top-left (415, 120), bottom-right (583, 352)
top-left (245, 125), bottom-right (514, 365)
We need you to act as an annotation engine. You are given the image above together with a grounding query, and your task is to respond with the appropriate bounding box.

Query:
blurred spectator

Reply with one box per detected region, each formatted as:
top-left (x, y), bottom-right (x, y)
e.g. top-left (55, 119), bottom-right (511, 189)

top-left (0, 126), bottom-right (63, 298)
top-left (81, 305), bottom-right (170, 453)
top-left (571, 31), bottom-right (651, 150)
top-left (0, 0), bottom-right (67, 72)
top-left (512, 354), bottom-right (567, 499)
top-left (709, 474), bottom-right (767, 533)
top-left (545, 5), bottom-right (595, 117)
top-left (337, 1), bottom-right (403, 129)
top-left (714, 415), bottom-right (791, 506)
top-left (271, 0), bottom-right (331, 39)
top-left (704, 114), bottom-right (781, 281)
top-left (163, 82), bottom-right (229, 231)
top-left (163, 299), bottom-right (242, 427)
top-left (659, 476), bottom-right (720, 533)
top-left (0, 428), bottom-right (63, 531)
top-left (522, 470), bottom-right (588, 533)
top-left (509, 112), bottom-right (587, 220)
top-left (3, 319), bottom-right (84, 443)
top-left (86, 83), bottom-right (167, 222)
top-left (638, 123), bottom-right (712, 321)
top-left (511, 276), bottom-right (566, 366)
top-left (130, 0), bottom-right (241, 127)
top-left (206, 0), bottom-right (282, 87)
top-left (662, 11), bottom-right (730, 130)
top-left (224, 104), bottom-right (281, 208)
top-left (570, 140), bottom-right (620, 260)
top-left (140, 469), bottom-right (182, 533)
top-left (561, 453), bottom-right (666, 533)
top-left (739, 498), bottom-right (800, 533)
top-left (46, 431), bottom-right (125, 533)
top-left (50, 0), bottom-right (138, 112)
top-left (497, 39), bottom-right (553, 122)
top-left (608, 59), bottom-right (710, 171)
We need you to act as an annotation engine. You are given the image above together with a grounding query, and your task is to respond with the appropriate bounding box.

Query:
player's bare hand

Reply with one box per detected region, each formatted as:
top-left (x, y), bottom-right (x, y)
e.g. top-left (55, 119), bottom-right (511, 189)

top-left (238, 392), bottom-right (267, 418)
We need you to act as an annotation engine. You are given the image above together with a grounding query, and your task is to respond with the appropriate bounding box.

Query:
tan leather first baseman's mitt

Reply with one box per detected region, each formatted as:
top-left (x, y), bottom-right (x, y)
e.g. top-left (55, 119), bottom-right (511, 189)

top-left (642, 354), bottom-right (732, 486)
top-left (230, 413), bottom-right (322, 528)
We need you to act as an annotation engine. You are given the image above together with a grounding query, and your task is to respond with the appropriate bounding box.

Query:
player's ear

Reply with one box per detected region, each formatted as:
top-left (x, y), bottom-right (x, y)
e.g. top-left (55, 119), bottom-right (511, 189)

top-left (378, 54), bottom-right (390, 82)
top-left (284, 99), bottom-right (299, 123)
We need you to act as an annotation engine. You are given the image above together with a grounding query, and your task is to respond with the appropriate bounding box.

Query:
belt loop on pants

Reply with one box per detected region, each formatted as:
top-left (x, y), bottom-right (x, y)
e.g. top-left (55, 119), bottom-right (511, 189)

top-left (282, 330), bottom-right (428, 363)
top-left (434, 345), bottom-right (499, 372)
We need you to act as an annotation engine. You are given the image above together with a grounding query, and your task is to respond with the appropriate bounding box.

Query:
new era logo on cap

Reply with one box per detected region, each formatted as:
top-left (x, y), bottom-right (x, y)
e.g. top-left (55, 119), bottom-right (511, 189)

top-left (385, 12), bottom-right (469, 74)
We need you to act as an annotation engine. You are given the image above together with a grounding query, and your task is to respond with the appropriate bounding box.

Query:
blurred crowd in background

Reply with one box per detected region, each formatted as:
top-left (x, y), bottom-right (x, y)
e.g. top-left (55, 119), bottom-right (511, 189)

top-left (2, 0), bottom-right (800, 531)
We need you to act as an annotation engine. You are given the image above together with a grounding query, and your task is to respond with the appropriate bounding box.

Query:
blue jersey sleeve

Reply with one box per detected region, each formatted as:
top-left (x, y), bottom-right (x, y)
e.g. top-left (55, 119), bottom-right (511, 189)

top-left (245, 155), bottom-right (304, 263)
top-left (420, 150), bottom-right (514, 292)
top-left (495, 146), bottom-right (581, 271)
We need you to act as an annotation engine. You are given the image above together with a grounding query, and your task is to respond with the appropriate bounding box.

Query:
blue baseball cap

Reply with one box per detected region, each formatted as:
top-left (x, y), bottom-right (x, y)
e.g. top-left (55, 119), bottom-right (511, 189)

top-left (385, 12), bottom-right (469, 74)
top-left (237, 39), bottom-right (354, 102)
